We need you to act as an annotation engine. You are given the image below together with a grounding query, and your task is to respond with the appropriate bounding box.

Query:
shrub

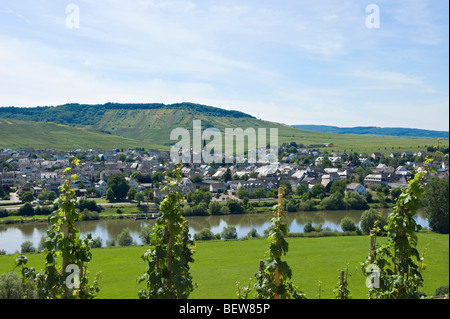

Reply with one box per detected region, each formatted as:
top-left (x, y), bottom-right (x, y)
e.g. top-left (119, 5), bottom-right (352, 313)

top-left (81, 209), bottom-right (100, 221)
top-left (247, 227), bottom-right (260, 238)
top-left (139, 224), bottom-right (153, 245)
top-left (0, 272), bottom-right (24, 299)
top-left (117, 228), bottom-right (135, 246)
top-left (303, 222), bottom-right (314, 233)
top-left (209, 201), bottom-right (222, 215)
top-left (0, 209), bottom-right (8, 218)
top-left (20, 240), bottom-right (36, 253)
top-left (91, 237), bottom-right (103, 248)
top-left (360, 208), bottom-right (387, 235)
top-left (435, 285), bottom-right (449, 297)
top-left (221, 225), bottom-right (238, 239)
top-left (192, 202), bottom-right (209, 216)
top-left (340, 217), bottom-right (357, 232)
top-left (193, 228), bottom-right (215, 241)
top-left (18, 202), bottom-right (34, 217)
top-left (77, 199), bottom-right (102, 212)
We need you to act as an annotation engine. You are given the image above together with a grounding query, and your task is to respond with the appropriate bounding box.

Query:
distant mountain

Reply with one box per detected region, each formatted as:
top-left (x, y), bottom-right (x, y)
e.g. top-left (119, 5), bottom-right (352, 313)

top-left (292, 125), bottom-right (449, 139)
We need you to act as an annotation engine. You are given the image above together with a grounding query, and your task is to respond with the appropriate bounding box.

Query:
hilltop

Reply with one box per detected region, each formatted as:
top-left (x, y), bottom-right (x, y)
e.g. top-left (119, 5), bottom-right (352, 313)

top-left (0, 102), bottom-right (448, 154)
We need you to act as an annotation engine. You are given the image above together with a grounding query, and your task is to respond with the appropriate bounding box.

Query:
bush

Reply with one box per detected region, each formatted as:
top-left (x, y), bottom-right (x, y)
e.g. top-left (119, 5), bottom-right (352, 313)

top-left (209, 201), bottom-right (222, 215)
top-left (139, 224), bottom-right (153, 245)
top-left (77, 199), bottom-right (102, 213)
top-left (91, 236), bottom-right (103, 248)
top-left (303, 222), bottom-right (314, 233)
top-left (247, 228), bottom-right (260, 238)
top-left (118, 228), bottom-right (135, 246)
top-left (298, 199), bottom-right (315, 211)
top-left (0, 272), bottom-right (24, 299)
top-left (435, 285), bottom-right (449, 297)
top-left (191, 202), bottom-right (209, 216)
top-left (81, 209), bottom-right (100, 221)
top-left (193, 228), bottom-right (215, 241)
top-left (18, 202), bottom-right (34, 217)
top-left (321, 192), bottom-right (346, 210)
top-left (340, 217), bottom-right (357, 232)
top-left (226, 199), bottom-right (245, 215)
top-left (0, 209), bottom-right (8, 218)
top-left (20, 240), bottom-right (36, 253)
top-left (345, 192), bottom-right (369, 210)
top-left (360, 208), bottom-right (387, 235)
top-left (221, 225), bottom-right (238, 239)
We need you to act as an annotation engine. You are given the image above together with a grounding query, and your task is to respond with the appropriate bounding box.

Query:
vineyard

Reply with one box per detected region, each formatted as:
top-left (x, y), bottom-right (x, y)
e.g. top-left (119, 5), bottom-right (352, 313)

top-left (0, 157), bottom-right (449, 300)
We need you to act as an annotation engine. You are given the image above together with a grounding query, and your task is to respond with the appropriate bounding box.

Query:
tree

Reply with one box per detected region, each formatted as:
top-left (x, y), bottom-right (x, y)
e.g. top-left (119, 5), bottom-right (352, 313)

top-left (118, 228), bottom-right (135, 246)
top-left (422, 177), bottom-right (449, 234)
top-left (236, 186), bottom-right (249, 199)
top-left (340, 217), bottom-right (356, 232)
top-left (321, 192), bottom-right (346, 210)
top-left (295, 184), bottom-right (307, 196)
top-left (135, 192), bottom-right (145, 204)
top-left (127, 187), bottom-right (137, 201)
top-left (330, 180), bottom-right (346, 196)
top-left (345, 191), bottom-right (369, 210)
top-left (18, 202), bottom-right (34, 216)
top-left (253, 188), bottom-right (266, 201)
top-left (138, 167), bottom-right (195, 299)
top-left (360, 208), bottom-right (387, 235)
top-left (221, 226), bottom-right (238, 239)
top-left (105, 188), bottom-right (114, 202)
top-left (20, 191), bottom-right (34, 203)
top-left (311, 184), bottom-right (326, 199)
top-left (107, 174), bottom-right (129, 200)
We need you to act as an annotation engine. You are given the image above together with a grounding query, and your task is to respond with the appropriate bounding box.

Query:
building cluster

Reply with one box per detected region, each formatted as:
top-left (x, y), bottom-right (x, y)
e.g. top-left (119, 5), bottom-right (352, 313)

top-left (0, 146), bottom-right (448, 202)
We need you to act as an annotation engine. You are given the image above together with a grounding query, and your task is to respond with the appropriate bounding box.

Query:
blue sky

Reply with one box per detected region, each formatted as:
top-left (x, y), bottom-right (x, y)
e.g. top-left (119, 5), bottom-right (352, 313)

top-left (0, 0), bottom-right (448, 131)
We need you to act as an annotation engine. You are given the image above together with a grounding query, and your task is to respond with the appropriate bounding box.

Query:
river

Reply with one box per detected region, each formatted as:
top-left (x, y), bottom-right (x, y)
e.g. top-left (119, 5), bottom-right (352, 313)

top-left (0, 209), bottom-right (429, 255)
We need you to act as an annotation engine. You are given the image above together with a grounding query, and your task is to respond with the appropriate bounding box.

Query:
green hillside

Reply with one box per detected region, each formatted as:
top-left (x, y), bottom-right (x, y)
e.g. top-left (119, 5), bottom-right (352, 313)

top-left (0, 103), bottom-right (447, 154)
top-left (0, 118), bottom-right (168, 151)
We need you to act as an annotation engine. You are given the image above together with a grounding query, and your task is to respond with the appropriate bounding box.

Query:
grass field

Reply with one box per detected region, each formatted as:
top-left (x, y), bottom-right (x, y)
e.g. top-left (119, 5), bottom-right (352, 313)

top-left (0, 232), bottom-right (448, 299)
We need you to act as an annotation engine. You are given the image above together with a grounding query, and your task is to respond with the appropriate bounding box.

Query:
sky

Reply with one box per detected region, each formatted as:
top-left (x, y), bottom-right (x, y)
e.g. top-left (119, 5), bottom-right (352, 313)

top-left (0, 0), bottom-right (448, 131)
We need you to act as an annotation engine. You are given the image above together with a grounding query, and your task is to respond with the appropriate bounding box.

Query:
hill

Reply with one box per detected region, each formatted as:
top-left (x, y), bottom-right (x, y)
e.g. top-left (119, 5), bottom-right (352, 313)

top-left (293, 124), bottom-right (449, 139)
top-left (0, 118), bottom-right (167, 151)
top-left (1, 103), bottom-right (448, 154)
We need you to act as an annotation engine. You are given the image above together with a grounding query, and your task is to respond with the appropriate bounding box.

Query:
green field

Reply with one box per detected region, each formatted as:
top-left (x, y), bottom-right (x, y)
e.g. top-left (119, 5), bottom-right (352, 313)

top-left (0, 118), bottom-right (168, 151)
top-left (0, 232), bottom-right (447, 299)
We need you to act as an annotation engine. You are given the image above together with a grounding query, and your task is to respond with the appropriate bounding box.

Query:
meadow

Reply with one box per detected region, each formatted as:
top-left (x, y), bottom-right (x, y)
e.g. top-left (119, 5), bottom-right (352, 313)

top-left (0, 231), bottom-right (447, 299)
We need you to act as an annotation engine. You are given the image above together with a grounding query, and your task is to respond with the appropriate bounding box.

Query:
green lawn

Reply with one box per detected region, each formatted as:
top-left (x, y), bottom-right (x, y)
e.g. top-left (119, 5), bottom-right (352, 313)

top-left (0, 232), bottom-right (448, 299)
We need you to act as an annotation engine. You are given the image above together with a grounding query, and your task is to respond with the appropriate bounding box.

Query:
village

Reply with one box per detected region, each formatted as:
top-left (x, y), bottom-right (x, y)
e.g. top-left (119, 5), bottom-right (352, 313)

top-left (0, 144), bottom-right (449, 208)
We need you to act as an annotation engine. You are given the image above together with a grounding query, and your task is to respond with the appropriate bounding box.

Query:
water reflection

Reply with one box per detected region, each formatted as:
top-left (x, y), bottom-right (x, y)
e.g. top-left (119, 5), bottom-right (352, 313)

top-left (0, 209), bottom-right (429, 254)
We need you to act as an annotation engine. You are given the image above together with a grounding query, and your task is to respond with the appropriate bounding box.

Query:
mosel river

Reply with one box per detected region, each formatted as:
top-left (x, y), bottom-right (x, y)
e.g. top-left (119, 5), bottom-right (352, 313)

top-left (0, 209), bottom-right (429, 254)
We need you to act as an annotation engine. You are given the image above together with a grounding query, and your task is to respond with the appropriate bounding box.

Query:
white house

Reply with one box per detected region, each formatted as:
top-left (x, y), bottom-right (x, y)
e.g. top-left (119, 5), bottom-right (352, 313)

top-left (346, 183), bottom-right (367, 196)
top-left (95, 180), bottom-right (108, 196)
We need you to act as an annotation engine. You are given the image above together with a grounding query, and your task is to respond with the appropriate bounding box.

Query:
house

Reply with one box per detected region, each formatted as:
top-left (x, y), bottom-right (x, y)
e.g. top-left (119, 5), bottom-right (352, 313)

top-left (359, 158), bottom-right (372, 167)
top-left (363, 174), bottom-right (387, 187)
top-left (401, 151), bottom-right (413, 158)
top-left (395, 166), bottom-right (410, 176)
top-left (237, 180), bottom-right (264, 195)
top-left (346, 183), bottom-right (367, 196)
top-left (95, 180), bottom-right (108, 196)
top-left (203, 180), bottom-right (227, 193)
top-left (371, 152), bottom-right (384, 160)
